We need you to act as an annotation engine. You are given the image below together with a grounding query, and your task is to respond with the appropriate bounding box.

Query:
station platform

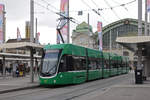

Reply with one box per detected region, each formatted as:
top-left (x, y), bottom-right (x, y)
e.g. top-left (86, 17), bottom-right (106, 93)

top-left (0, 72), bottom-right (150, 100)
top-left (0, 75), bottom-right (39, 94)
top-left (86, 72), bottom-right (150, 100)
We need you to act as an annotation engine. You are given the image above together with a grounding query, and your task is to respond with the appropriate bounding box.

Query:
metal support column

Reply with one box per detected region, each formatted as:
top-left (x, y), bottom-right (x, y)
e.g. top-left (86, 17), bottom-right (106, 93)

top-left (135, 0), bottom-right (143, 84)
top-left (137, 46), bottom-right (142, 70)
top-left (35, 18), bottom-right (38, 43)
top-left (138, 0), bottom-right (142, 36)
top-left (109, 30), bottom-right (112, 52)
top-left (67, 0), bottom-right (70, 43)
top-left (35, 58), bottom-right (38, 76)
top-left (2, 56), bottom-right (5, 78)
top-left (30, 48), bottom-right (34, 83)
top-left (135, 45), bottom-right (143, 84)
top-left (145, 0), bottom-right (148, 36)
top-left (2, 5), bottom-right (6, 43)
top-left (30, 0), bottom-right (34, 43)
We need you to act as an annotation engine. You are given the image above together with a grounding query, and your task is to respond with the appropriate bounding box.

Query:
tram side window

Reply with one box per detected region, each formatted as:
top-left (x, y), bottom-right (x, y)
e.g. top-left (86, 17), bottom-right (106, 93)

top-left (118, 61), bottom-right (122, 68)
top-left (96, 58), bottom-right (102, 69)
top-left (98, 58), bottom-right (102, 69)
top-left (58, 56), bottom-right (67, 72)
top-left (122, 62), bottom-right (125, 68)
top-left (88, 58), bottom-right (97, 70)
top-left (112, 60), bottom-right (117, 68)
top-left (66, 55), bottom-right (74, 71)
top-left (59, 55), bottom-right (86, 72)
top-left (111, 60), bottom-right (114, 68)
top-left (72, 56), bottom-right (86, 71)
top-left (80, 58), bottom-right (86, 70)
top-left (104, 60), bottom-right (109, 69)
top-left (59, 55), bottom-right (75, 72)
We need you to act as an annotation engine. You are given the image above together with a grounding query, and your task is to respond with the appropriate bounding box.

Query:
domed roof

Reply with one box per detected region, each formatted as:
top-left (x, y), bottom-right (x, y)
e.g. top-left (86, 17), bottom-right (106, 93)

top-left (74, 21), bottom-right (93, 33)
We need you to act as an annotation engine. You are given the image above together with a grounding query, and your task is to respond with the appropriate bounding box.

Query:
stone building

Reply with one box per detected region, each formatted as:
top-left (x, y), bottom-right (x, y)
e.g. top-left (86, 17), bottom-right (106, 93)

top-left (72, 18), bottom-right (146, 62)
top-left (101, 18), bottom-right (145, 61)
top-left (72, 22), bottom-right (96, 49)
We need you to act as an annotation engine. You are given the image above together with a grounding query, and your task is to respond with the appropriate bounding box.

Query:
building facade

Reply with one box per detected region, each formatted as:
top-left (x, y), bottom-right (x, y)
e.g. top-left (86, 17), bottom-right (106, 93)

top-left (72, 22), bottom-right (96, 49)
top-left (102, 18), bottom-right (145, 61)
top-left (72, 18), bottom-right (146, 62)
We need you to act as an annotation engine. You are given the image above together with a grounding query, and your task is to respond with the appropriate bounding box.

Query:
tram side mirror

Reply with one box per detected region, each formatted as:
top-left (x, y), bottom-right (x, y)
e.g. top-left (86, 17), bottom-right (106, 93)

top-left (60, 59), bottom-right (64, 63)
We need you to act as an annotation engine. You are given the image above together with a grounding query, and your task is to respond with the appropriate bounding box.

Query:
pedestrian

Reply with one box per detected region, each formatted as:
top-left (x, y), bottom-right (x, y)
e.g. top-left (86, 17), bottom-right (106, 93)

top-left (16, 67), bottom-right (19, 77)
top-left (12, 62), bottom-right (18, 77)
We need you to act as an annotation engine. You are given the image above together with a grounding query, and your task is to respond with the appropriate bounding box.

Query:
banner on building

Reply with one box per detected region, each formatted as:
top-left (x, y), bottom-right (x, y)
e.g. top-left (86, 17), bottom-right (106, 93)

top-left (25, 21), bottom-right (30, 39)
top-left (0, 4), bottom-right (4, 44)
top-left (97, 21), bottom-right (103, 51)
top-left (37, 32), bottom-right (40, 43)
top-left (147, 0), bottom-right (150, 12)
top-left (17, 27), bottom-right (21, 41)
top-left (57, 0), bottom-right (69, 44)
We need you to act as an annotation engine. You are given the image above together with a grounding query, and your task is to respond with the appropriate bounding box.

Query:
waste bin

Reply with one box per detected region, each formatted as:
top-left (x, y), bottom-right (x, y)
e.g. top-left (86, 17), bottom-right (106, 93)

top-left (135, 69), bottom-right (143, 84)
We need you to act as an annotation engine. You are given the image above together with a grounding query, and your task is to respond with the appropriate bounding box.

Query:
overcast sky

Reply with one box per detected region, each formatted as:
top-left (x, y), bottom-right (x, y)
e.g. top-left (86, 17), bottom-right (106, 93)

top-left (0, 0), bottom-right (145, 44)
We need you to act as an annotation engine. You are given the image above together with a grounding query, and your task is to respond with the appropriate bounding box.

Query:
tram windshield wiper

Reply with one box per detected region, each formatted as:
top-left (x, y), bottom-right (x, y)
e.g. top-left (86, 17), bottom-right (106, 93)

top-left (46, 65), bottom-right (57, 74)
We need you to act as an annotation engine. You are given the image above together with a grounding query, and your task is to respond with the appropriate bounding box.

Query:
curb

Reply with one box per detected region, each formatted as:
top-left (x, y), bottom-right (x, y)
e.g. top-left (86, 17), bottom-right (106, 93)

top-left (0, 85), bottom-right (40, 94)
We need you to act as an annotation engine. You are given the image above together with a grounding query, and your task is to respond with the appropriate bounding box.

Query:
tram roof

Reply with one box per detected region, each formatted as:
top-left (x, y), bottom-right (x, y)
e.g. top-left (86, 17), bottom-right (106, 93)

top-left (44, 44), bottom-right (127, 60)
top-left (44, 44), bottom-right (103, 58)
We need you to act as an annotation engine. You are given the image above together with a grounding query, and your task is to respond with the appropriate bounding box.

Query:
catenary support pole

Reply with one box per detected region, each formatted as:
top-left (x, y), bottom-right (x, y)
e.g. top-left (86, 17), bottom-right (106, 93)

top-left (67, 0), bottom-right (70, 43)
top-left (145, 0), bottom-right (148, 36)
top-left (35, 58), bottom-right (38, 76)
top-left (30, 48), bottom-right (34, 83)
top-left (35, 18), bottom-right (38, 43)
top-left (109, 30), bottom-right (112, 52)
top-left (2, 56), bottom-right (5, 78)
top-left (30, 0), bottom-right (34, 43)
top-left (138, 0), bottom-right (142, 36)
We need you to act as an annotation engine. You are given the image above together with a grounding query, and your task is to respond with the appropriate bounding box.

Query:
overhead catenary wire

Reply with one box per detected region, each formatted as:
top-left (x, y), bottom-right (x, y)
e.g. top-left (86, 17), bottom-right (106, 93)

top-left (35, 0), bottom-right (136, 25)
top-left (78, 0), bottom-right (136, 12)
top-left (101, 0), bottom-right (136, 10)
top-left (34, 1), bottom-right (56, 14)
top-left (36, 0), bottom-right (136, 17)
top-left (103, 0), bottom-right (121, 19)
top-left (81, 0), bottom-right (109, 23)
top-left (39, 0), bottom-right (80, 25)
top-left (90, 0), bottom-right (109, 23)
top-left (111, 0), bottom-right (128, 11)
top-left (35, 1), bottom-right (80, 25)
top-left (81, 0), bottom-right (93, 9)
top-left (91, 0), bottom-right (99, 8)
top-left (40, 0), bottom-right (59, 11)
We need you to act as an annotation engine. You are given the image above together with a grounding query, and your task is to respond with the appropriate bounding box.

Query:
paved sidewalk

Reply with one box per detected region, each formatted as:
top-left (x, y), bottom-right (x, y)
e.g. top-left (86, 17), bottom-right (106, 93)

top-left (0, 75), bottom-right (40, 94)
top-left (87, 73), bottom-right (150, 100)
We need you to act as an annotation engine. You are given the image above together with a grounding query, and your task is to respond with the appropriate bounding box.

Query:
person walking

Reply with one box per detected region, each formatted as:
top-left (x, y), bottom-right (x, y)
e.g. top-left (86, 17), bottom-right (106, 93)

top-left (13, 62), bottom-right (18, 77)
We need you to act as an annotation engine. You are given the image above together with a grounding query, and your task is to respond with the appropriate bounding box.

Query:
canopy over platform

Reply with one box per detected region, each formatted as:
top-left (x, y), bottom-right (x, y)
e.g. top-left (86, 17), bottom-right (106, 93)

top-left (116, 36), bottom-right (150, 84)
top-left (116, 36), bottom-right (150, 52)
top-left (0, 42), bottom-right (43, 50)
top-left (0, 42), bottom-right (43, 83)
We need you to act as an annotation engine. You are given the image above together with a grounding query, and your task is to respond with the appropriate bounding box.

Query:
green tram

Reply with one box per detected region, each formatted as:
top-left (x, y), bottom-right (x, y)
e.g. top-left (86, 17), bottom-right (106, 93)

top-left (39, 44), bottom-right (129, 85)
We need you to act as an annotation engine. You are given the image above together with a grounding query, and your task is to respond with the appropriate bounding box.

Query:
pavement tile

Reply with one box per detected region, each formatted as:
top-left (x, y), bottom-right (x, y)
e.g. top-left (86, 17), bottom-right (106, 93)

top-left (0, 75), bottom-right (40, 94)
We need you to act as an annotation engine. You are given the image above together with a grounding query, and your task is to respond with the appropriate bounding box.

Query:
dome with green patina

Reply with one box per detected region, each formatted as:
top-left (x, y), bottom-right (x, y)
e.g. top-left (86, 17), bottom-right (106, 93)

top-left (73, 21), bottom-right (93, 33)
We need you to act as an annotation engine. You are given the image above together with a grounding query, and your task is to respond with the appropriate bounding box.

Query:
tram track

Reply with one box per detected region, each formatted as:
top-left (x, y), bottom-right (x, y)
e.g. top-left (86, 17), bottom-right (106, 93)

top-left (38, 74), bottom-right (130, 100)
top-left (60, 74), bottom-right (130, 100)
top-left (0, 74), bottom-right (132, 100)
